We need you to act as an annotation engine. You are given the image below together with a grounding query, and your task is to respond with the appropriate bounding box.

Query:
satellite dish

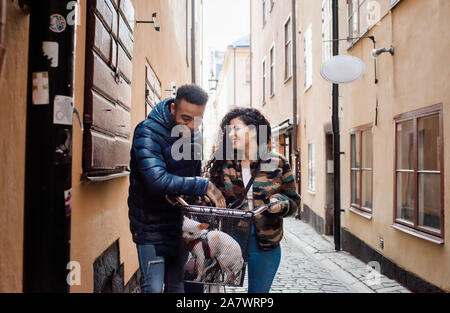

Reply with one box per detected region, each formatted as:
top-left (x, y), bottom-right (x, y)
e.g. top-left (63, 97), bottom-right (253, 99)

top-left (320, 55), bottom-right (366, 84)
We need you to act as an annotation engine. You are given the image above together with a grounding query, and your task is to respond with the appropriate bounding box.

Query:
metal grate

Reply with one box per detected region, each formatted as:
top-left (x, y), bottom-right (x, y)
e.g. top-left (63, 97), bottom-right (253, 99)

top-left (179, 205), bottom-right (254, 287)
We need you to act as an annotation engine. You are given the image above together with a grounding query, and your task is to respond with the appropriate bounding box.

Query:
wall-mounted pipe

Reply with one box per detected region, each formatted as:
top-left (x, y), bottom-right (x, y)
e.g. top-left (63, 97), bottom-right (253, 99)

top-left (332, 0), bottom-right (342, 251)
top-left (292, 0), bottom-right (301, 218)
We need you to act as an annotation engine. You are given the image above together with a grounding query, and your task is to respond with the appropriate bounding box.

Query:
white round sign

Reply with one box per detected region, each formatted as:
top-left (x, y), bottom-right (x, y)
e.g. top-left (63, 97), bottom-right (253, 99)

top-left (320, 55), bottom-right (366, 84)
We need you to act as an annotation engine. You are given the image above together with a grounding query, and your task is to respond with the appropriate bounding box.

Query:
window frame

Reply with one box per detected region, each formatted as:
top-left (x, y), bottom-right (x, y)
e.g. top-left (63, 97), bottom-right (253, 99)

top-left (390, 0), bottom-right (402, 9)
top-left (349, 123), bottom-right (374, 215)
top-left (308, 141), bottom-right (316, 193)
top-left (284, 15), bottom-right (293, 82)
top-left (347, 0), bottom-right (370, 47)
top-left (262, 0), bottom-right (267, 26)
top-left (262, 57), bottom-right (266, 105)
top-left (393, 103), bottom-right (444, 240)
top-left (145, 60), bottom-right (161, 118)
top-left (304, 24), bottom-right (312, 91)
top-left (269, 42), bottom-right (275, 97)
top-left (322, 0), bottom-right (333, 62)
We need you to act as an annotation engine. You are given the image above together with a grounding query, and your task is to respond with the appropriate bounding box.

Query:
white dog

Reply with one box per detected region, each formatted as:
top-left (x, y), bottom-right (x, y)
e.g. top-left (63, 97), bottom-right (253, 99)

top-left (182, 216), bottom-right (244, 285)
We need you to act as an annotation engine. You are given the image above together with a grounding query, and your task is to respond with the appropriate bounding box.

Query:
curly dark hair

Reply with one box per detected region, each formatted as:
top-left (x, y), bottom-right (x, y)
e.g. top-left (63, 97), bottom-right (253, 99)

top-left (174, 84), bottom-right (209, 107)
top-left (206, 107), bottom-right (271, 187)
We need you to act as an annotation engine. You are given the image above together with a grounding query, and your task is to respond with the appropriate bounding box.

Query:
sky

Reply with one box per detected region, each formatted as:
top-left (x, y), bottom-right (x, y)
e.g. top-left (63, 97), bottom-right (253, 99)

top-left (201, 0), bottom-right (250, 88)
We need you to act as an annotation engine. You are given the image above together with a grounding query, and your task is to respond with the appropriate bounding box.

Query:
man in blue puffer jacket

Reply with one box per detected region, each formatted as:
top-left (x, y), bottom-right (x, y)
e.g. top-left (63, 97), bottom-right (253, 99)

top-left (128, 84), bottom-right (226, 293)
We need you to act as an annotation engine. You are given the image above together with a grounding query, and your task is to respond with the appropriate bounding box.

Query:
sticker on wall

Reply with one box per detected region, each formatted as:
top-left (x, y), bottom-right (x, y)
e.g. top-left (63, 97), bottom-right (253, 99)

top-left (49, 14), bottom-right (67, 33)
top-left (32, 72), bottom-right (49, 105)
top-left (42, 41), bottom-right (59, 68)
top-left (53, 95), bottom-right (73, 125)
top-left (64, 188), bottom-right (72, 217)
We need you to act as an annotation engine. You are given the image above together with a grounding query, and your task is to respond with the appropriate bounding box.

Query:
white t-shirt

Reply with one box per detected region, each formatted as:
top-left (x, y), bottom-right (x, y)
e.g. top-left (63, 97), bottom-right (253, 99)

top-left (241, 166), bottom-right (254, 211)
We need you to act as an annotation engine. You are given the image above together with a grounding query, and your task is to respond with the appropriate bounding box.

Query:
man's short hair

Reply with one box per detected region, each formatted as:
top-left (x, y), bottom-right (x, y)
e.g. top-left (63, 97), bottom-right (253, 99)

top-left (174, 84), bottom-right (209, 107)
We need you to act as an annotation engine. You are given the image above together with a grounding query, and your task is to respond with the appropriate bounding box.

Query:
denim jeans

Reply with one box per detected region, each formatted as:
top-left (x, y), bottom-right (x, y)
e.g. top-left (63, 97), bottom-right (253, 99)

top-left (136, 244), bottom-right (184, 293)
top-left (247, 225), bottom-right (281, 293)
top-left (136, 244), bottom-right (204, 293)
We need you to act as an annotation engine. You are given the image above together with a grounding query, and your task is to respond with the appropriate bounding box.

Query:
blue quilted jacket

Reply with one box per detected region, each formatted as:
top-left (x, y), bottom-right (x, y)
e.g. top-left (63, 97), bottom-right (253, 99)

top-left (128, 98), bottom-right (209, 256)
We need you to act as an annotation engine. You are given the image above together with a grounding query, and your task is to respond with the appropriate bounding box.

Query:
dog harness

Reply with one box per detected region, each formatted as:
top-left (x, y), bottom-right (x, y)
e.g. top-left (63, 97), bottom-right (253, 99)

top-left (188, 232), bottom-right (211, 259)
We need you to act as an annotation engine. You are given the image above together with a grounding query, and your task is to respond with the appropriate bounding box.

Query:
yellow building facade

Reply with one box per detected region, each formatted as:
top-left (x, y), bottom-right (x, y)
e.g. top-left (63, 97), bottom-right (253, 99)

top-left (0, 0), bottom-right (203, 292)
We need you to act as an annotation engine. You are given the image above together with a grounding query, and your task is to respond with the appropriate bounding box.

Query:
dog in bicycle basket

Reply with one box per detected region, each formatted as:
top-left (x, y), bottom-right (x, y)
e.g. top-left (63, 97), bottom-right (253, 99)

top-left (181, 215), bottom-right (245, 286)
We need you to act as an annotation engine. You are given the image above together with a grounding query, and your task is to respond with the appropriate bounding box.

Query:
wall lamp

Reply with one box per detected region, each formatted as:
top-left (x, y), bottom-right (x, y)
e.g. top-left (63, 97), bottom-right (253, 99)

top-left (208, 72), bottom-right (218, 91)
top-left (136, 12), bottom-right (160, 32)
top-left (323, 36), bottom-right (393, 84)
top-left (372, 45), bottom-right (395, 58)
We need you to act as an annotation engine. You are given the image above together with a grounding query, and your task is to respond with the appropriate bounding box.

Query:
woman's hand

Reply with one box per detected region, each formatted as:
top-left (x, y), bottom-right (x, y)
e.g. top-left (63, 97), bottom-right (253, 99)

top-left (268, 197), bottom-right (283, 214)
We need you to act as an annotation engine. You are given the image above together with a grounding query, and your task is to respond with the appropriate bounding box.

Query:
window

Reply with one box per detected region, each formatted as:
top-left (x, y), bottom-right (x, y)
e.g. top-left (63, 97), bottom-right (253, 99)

top-left (269, 44), bottom-right (275, 96)
top-left (394, 104), bottom-right (444, 239)
top-left (83, 0), bottom-right (135, 175)
top-left (245, 56), bottom-right (251, 84)
top-left (350, 124), bottom-right (373, 213)
top-left (304, 24), bottom-right (312, 90)
top-left (308, 142), bottom-right (316, 192)
top-left (145, 61), bottom-right (161, 118)
top-left (262, 0), bottom-right (267, 26)
top-left (322, 0), bottom-right (333, 62)
top-left (391, 0), bottom-right (402, 9)
top-left (347, 0), bottom-right (370, 44)
top-left (284, 16), bottom-right (292, 81)
top-left (262, 57), bottom-right (266, 104)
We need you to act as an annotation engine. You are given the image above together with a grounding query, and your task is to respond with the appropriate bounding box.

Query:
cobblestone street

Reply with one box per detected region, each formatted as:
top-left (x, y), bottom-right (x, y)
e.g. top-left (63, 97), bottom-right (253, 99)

top-left (226, 217), bottom-right (411, 293)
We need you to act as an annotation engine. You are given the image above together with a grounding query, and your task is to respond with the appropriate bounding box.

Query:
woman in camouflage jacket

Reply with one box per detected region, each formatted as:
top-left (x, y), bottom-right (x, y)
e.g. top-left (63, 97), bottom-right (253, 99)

top-left (205, 108), bottom-right (301, 293)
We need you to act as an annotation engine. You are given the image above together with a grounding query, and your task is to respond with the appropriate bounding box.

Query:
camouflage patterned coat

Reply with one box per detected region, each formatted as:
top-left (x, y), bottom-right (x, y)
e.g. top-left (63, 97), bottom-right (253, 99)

top-left (211, 152), bottom-right (301, 251)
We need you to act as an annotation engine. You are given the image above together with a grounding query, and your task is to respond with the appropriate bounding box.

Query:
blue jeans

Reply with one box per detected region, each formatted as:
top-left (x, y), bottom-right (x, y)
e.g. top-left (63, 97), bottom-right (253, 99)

top-left (136, 244), bottom-right (203, 293)
top-left (136, 244), bottom-right (184, 293)
top-left (247, 225), bottom-right (281, 293)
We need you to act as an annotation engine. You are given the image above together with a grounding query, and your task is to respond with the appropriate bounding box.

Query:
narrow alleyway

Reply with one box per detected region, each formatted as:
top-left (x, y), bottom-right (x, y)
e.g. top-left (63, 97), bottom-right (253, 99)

top-left (226, 217), bottom-right (411, 293)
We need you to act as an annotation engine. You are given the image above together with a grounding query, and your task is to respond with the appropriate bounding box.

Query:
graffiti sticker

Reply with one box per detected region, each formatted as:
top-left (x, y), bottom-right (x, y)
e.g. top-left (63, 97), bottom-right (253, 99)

top-left (54, 95), bottom-right (73, 125)
top-left (64, 189), bottom-right (72, 217)
top-left (32, 72), bottom-right (49, 105)
top-left (49, 14), bottom-right (67, 33)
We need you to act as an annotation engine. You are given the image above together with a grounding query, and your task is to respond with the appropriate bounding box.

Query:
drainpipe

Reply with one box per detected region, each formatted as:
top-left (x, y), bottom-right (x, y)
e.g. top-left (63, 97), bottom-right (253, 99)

top-left (292, 0), bottom-right (301, 218)
top-left (233, 45), bottom-right (237, 105)
top-left (332, 0), bottom-right (342, 251)
top-left (23, 0), bottom-right (75, 292)
top-left (191, 0), bottom-right (196, 83)
top-left (249, 1), bottom-right (252, 108)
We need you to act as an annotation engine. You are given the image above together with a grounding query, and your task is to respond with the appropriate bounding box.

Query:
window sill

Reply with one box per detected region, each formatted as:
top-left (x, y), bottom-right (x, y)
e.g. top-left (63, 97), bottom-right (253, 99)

top-left (304, 84), bottom-right (312, 93)
top-left (391, 223), bottom-right (444, 245)
top-left (284, 75), bottom-right (292, 84)
top-left (269, 93), bottom-right (275, 99)
top-left (85, 171), bottom-right (130, 182)
top-left (349, 206), bottom-right (372, 220)
top-left (307, 189), bottom-right (315, 195)
top-left (390, 0), bottom-right (402, 10)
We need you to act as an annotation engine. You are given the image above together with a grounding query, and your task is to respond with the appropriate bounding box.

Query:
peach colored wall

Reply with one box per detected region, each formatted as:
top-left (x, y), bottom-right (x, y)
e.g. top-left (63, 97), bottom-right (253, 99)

top-left (290, 0), bottom-right (449, 291)
top-left (0, 2), bottom-right (29, 293)
top-left (338, 0), bottom-right (449, 291)
top-left (251, 0), bottom-right (294, 127)
top-left (70, 0), bottom-right (197, 292)
top-left (297, 0), bottom-right (335, 222)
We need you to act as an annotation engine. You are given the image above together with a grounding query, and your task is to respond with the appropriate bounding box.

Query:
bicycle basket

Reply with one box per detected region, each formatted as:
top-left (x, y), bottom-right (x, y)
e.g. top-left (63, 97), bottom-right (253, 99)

top-left (178, 205), bottom-right (254, 287)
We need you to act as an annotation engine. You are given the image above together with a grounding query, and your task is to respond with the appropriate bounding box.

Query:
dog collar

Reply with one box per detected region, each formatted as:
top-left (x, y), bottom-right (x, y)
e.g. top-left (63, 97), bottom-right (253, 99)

top-left (188, 232), bottom-right (211, 259)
